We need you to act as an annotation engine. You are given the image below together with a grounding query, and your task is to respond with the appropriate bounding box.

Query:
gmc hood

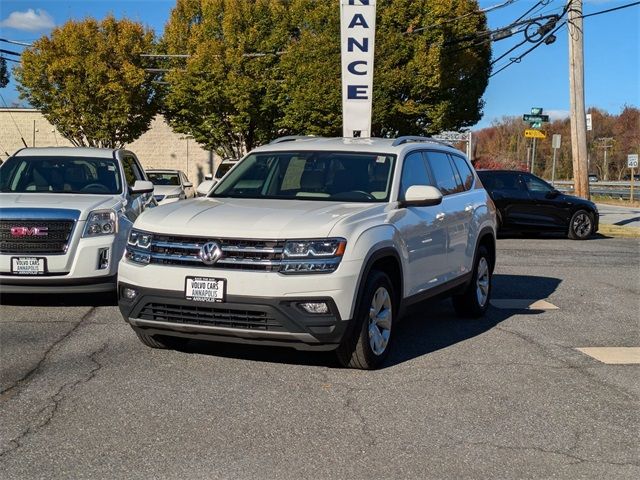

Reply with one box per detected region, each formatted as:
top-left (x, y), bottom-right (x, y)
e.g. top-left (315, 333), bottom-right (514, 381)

top-left (0, 193), bottom-right (123, 221)
top-left (134, 197), bottom-right (381, 238)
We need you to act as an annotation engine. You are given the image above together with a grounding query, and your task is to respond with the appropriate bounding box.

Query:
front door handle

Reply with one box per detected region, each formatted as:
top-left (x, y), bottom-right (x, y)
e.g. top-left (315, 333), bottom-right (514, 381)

top-left (465, 205), bottom-right (473, 212)
top-left (436, 212), bottom-right (446, 221)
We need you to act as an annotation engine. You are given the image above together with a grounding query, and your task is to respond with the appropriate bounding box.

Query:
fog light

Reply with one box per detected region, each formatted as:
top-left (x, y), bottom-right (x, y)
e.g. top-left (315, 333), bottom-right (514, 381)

top-left (122, 287), bottom-right (138, 300)
top-left (97, 248), bottom-right (110, 270)
top-left (298, 302), bottom-right (329, 314)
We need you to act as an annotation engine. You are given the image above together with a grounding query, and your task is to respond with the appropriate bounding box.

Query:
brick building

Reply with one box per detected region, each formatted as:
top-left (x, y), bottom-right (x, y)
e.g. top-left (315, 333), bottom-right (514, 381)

top-left (0, 109), bottom-right (219, 185)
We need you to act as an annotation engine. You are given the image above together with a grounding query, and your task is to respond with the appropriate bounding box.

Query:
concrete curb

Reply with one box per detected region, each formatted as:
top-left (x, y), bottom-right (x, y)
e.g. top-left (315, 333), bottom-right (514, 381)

top-left (599, 224), bottom-right (640, 238)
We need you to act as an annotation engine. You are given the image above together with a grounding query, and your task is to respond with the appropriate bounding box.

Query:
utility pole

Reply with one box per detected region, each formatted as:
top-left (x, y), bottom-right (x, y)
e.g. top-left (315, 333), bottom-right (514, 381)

top-left (595, 137), bottom-right (614, 181)
top-left (568, 0), bottom-right (589, 199)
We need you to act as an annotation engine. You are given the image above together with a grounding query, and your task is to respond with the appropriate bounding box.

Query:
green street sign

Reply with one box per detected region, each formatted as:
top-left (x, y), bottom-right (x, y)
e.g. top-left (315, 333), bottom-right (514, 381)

top-left (531, 107), bottom-right (544, 115)
top-left (530, 121), bottom-right (542, 129)
top-left (523, 114), bottom-right (549, 123)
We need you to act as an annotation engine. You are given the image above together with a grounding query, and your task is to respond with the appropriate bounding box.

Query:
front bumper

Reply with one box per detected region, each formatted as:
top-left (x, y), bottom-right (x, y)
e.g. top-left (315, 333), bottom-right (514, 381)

top-left (118, 283), bottom-right (349, 350)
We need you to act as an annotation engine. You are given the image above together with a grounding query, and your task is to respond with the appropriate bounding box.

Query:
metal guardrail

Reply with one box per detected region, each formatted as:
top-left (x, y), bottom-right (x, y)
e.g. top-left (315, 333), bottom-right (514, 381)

top-left (551, 180), bottom-right (635, 200)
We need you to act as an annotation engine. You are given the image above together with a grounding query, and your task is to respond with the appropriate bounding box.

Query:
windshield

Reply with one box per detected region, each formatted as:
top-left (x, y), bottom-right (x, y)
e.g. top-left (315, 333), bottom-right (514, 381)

top-left (211, 151), bottom-right (395, 202)
top-left (215, 163), bottom-right (236, 179)
top-left (0, 156), bottom-right (122, 194)
top-left (148, 172), bottom-right (180, 186)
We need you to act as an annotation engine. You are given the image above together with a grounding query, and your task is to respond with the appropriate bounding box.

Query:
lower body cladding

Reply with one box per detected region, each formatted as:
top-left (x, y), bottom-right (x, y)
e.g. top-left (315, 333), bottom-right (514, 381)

top-left (118, 284), bottom-right (349, 350)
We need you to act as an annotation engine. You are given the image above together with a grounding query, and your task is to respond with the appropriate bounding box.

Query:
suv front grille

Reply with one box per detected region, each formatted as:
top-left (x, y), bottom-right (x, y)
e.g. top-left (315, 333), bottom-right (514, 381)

top-left (147, 234), bottom-right (285, 271)
top-left (0, 220), bottom-right (75, 254)
top-left (139, 302), bottom-right (282, 331)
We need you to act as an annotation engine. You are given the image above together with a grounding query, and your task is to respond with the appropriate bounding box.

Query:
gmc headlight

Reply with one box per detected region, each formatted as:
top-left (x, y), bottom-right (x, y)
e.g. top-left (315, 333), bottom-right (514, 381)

top-left (281, 238), bottom-right (346, 274)
top-left (83, 210), bottom-right (117, 237)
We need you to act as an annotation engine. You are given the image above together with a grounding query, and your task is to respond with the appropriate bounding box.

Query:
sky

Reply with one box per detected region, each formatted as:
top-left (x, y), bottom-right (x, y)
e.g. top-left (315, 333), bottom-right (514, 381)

top-left (1, 0), bottom-right (638, 130)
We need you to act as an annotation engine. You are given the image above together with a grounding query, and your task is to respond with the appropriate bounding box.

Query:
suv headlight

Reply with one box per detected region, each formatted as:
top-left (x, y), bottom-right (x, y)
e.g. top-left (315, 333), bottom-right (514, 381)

top-left (83, 210), bottom-right (117, 237)
top-left (281, 238), bottom-right (347, 274)
top-left (125, 229), bottom-right (153, 264)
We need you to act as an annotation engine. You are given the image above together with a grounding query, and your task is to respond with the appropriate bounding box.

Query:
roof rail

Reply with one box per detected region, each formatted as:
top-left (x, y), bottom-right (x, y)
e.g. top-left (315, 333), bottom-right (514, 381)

top-left (391, 136), bottom-right (453, 147)
top-left (269, 135), bottom-right (317, 144)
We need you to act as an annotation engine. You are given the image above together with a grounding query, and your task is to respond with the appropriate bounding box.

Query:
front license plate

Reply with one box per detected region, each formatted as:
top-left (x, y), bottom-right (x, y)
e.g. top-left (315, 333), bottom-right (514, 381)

top-left (11, 257), bottom-right (46, 275)
top-left (185, 277), bottom-right (225, 303)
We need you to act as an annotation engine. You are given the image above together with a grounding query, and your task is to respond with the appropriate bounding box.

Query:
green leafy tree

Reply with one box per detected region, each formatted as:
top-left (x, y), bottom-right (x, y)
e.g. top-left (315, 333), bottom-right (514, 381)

top-left (163, 0), bottom-right (491, 156)
top-left (0, 57), bottom-right (9, 88)
top-left (15, 16), bottom-right (158, 148)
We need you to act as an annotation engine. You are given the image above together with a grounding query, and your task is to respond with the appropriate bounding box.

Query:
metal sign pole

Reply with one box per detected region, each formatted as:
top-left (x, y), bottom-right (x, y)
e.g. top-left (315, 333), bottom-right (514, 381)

top-left (551, 148), bottom-right (558, 186)
top-left (531, 137), bottom-right (537, 175)
top-left (632, 168), bottom-right (635, 203)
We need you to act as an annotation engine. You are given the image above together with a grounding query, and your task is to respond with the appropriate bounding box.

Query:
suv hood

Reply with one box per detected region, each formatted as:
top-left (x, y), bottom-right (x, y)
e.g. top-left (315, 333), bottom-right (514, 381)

top-left (135, 197), bottom-right (380, 238)
top-left (0, 193), bottom-right (123, 221)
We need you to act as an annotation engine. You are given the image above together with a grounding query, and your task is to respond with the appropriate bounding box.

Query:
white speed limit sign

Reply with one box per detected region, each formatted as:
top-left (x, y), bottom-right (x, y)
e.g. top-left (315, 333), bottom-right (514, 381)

top-left (628, 154), bottom-right (639, 169)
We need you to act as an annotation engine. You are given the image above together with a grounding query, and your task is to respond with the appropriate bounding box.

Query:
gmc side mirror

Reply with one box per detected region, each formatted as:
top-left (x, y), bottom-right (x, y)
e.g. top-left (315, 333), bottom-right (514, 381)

top-left (131, 180), bottom-right (154, 195)
top-left (401, 185), bottom-right (443, 207)
top-left (183, 181), bottom-right (193, 188)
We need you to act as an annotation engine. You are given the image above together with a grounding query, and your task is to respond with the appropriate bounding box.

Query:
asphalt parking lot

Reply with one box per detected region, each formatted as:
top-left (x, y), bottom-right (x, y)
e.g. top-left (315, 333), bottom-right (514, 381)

top-left (1, 236), bottom-right (639, 479)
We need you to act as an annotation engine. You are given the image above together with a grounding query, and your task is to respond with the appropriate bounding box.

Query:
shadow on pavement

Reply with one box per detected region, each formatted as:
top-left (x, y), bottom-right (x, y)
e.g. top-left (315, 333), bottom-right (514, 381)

top-left (0, 291), bottom-right (118, 307)
top-left (167, 273), bottom-right (562, 370)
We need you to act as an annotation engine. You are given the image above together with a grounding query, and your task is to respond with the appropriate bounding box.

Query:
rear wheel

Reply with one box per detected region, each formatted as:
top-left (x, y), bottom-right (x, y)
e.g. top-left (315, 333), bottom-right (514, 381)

top-left (452, 245), bottom-right (492, 318)
top-left (568, 209), bottom-right (594, 240)
top-left (336, 270), bottom-right (395, 370)
top-left (133, 328), bottom-right (188, 350)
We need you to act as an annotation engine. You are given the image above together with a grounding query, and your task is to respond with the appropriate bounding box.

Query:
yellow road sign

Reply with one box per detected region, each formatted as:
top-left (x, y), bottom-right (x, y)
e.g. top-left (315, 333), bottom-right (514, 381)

top-left (525, 129), bottom-right (546, 139)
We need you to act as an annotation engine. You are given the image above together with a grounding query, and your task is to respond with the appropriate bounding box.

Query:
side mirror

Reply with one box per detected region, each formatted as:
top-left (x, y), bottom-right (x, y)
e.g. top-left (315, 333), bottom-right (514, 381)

top-left (204, 174), bottom-right (213, 181)
top-left (546, 189), bottom-right (560, 199)
top-left (183, 181), bottom-right (193, 188)
top-left (131, 180), bottom-right (154, 195)
top-left (401, 185), bottom-right (443, 207)
top-left (196, 180), bottom-right (214, 197)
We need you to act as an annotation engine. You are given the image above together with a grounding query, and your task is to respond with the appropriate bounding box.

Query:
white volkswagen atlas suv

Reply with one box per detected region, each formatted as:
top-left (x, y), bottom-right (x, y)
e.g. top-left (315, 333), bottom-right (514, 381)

top-left (118, 136), bottom-right (497, 369)
top-left (0, 147), bottom-right (155, 293)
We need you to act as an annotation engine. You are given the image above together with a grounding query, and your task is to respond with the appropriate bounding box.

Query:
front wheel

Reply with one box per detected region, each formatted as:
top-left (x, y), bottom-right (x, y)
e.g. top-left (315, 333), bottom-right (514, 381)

top-left (452, 245), bottom-right (492, 318)
top-left (336, 270), bottom-right (395, 370)
top-left (568, 209), bottom-right (594, 240)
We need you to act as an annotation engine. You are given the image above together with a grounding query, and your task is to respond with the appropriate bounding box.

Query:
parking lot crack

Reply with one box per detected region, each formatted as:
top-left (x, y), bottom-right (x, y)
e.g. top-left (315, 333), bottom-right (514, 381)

top-left (0, 343), bottom-right (107, 461)
top-left (0, 307), bottom-right (97, 400)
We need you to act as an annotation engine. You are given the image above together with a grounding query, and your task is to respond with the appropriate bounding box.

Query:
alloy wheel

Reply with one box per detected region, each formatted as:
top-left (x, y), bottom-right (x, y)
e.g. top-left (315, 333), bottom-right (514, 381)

top-left (368, 287), bottom-right (392, 356)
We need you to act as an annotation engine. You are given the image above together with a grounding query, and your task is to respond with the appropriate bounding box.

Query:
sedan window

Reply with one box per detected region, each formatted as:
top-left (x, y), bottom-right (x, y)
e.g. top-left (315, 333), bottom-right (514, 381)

top-left (523, 174), bottom-right (554, 193)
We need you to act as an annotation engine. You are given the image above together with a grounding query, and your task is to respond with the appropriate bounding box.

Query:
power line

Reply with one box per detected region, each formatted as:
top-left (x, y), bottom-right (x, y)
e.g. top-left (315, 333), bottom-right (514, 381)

top-left (0, 38), bottom-right (32, 47)
top-left (0, 48), bottom-right (21, 57)
top-left (0, 56), bottom-right (20, 63)
top-left (580, 1), bottom-right (640, 19)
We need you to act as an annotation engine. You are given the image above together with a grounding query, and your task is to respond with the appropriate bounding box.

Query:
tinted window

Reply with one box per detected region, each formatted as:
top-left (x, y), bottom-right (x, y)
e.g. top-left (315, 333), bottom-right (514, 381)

top-left (451, 155), bottom-right (474, 190)
top-left (0, 156), bottom-right (122, 194)
top-left (523, 174), bottom-right (553, 193)
top-left (425, 151), bottom-right (460, 195)
top-left (148, 172), bottom-right (180, 186)
top-left (399, 151), bottom-right (432, 200)
top-left (122, 156), bottom-right (144, 187)
top-left (477, 171), bottom-right (525, 192)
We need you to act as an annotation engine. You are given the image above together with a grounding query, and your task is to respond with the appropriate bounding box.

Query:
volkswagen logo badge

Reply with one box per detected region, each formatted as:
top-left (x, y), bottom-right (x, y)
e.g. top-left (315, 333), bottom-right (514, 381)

top-left (199, 241), bottom-right (223, 266)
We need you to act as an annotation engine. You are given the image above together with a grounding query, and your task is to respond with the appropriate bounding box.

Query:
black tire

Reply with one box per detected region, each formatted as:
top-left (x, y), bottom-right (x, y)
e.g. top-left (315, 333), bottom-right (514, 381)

top-left (568, 209), bottom-right (594, 240)
top-left (452, 245), bottom-right (492, 318)
top-left (133, 327), bottom-right (187, 350)
top-left (336, 270), bottom-right (395, 370)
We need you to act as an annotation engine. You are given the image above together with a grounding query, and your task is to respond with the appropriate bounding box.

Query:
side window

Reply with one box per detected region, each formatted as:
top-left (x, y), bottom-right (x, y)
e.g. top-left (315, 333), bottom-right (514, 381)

top-left (450, 155), bottom-right (474, 191)
top-left (399, 151), bottom-right (432, 200)
top-left (122, 156), bottom-right (144, 188)
top-left (523, 174), bottom-right (553, 193)
top-left (425, 151), bottom-right (460, 195)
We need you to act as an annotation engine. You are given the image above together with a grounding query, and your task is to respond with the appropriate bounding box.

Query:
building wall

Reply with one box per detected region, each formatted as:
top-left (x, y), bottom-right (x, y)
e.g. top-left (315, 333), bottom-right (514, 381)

top-left (0, 109), bottom-right (218, 185)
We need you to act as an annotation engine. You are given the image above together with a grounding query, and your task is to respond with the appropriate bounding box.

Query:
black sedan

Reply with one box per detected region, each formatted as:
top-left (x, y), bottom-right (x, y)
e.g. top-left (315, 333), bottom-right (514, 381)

top-left (477, 170), bottom-right (599, 240)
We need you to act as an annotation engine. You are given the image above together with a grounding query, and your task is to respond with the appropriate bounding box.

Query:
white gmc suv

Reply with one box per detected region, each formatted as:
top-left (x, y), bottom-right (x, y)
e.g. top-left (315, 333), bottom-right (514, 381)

top-left (118, 137), bottom-right (497, 369)
top-left (0, 147), bottom-right (155, 293)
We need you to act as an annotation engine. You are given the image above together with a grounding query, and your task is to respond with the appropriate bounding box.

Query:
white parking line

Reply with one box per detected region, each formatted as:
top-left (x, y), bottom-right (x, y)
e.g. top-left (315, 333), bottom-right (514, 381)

top-left (490, 299), bottom-right (559, 310)
top-left (576, 347), bottom-right (640, 365)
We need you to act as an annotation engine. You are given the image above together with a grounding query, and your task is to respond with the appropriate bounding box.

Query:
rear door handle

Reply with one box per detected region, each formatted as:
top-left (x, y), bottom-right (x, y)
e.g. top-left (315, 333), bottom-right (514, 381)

top-left (465, 205), bottom-right (473, 212)
top-left (436, 212), bottom-right (446, 221)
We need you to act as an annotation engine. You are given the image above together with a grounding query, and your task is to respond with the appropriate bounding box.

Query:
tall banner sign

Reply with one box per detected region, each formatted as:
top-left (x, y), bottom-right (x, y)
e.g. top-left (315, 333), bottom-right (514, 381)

top-left (340, 0), bottom-right (376, 138)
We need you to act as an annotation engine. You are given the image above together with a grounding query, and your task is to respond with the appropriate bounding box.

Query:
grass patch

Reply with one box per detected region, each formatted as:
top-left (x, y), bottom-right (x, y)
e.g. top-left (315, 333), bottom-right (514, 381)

top-left (592, 195), bottom-right (640, 208)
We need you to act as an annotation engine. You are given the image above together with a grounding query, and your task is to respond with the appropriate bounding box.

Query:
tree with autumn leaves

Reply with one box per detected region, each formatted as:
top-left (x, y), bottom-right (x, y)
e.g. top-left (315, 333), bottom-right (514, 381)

top-left (15, 16), bottom-right (158, 148)
top-left (473, 106), bottom-right (640, 181)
